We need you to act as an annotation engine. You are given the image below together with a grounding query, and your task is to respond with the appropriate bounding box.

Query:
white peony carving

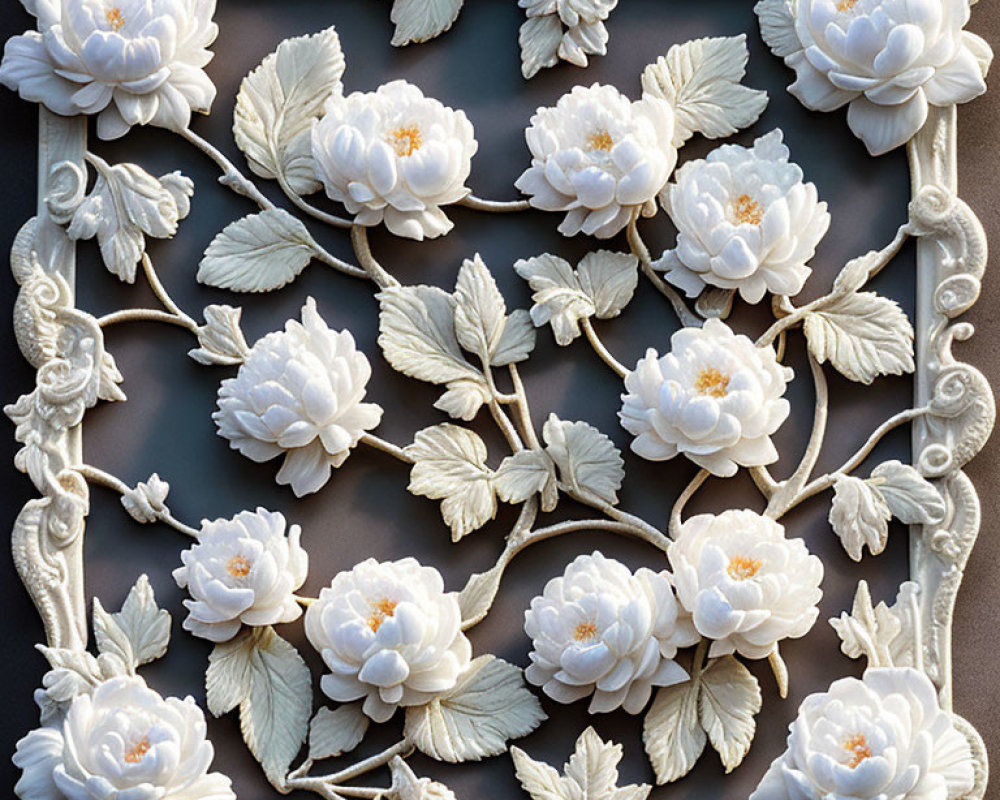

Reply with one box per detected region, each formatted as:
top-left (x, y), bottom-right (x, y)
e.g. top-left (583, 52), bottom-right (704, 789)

top-left (515, 83), bottom-right (677, 238)
top-left (619, 318), bottom-right (793, 477)
top-left (13, 675), bottom-right (234, 800)
top-left (213, 298), bottom-right (383, 497)
top-left (311, 79), bottom-right (477, 240)
top-left (669, 510), bottom-right (823, 660)
top-left (758, 0), bottom-right (991, 155)
top-left (657, 130), bottom-right (830, 304)
top-left (750, 667), bottom-right (975, 800)
top-left (0, 0), bottom-right (218, 140)
top-left (305, 557), bottom-right (473, 723)
top-left (523, 551), bottom-right (698, 715)
top-left (173, 508), bottom-right (308, 643)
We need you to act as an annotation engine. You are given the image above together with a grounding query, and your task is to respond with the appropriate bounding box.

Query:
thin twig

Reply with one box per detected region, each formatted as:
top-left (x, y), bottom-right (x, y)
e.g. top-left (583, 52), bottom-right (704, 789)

top-left (669, 469), bottom-right (709, 538)
top-left (489, 400), bottom-right (525, 452)
top-left (561, 484), bottom-right (670, 552)
top-left (97, 308), bottom-right (197, 330)
top-left (580, 318), bottom-right (627, 378)
top-left (508, 364), bottom-right (541, 449)
top-left (141, 254), bottom-right (198, 327)
top-left (626, 214), bottom-right (700, 327)
top-left (458, 194), bottom-right (531, 213)
top-left (178, 126), bottom-right (275, 210)
top-left (748, 466), bottom-right (778, 499)
top-left (286, 741), bottom-right (410, 791)
top-left (350, 225), bottom-right (399, 289)
top-left (277, 173), bottom-right (353, 228)
top-left (359, 433), bottom-right (414, 464)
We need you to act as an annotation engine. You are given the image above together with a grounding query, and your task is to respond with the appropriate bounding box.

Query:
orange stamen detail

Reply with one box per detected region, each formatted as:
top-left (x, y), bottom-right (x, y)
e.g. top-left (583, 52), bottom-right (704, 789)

top-left (388, 126), bottom-right (422, 157)
top-left (733, 194), bottom-right (764, 225)
top-left (587, 130), bottom-right (614, 152)
top-left (727, 555), bottom-right (762, 581)
top-left (695, 367), bottom-right (730, 398)
top-left (844, 734), bottom-right (872, 768)
top-left (124, 737), bottom-right (150, 764)
top-left (574, 622), bottom-right (598, 642)
top-left (367, 598), bottom-right (398, 632)
top-left (106, 7), bottom-right (126, 31)
top-left (227, 556), bottom-right (251, 578)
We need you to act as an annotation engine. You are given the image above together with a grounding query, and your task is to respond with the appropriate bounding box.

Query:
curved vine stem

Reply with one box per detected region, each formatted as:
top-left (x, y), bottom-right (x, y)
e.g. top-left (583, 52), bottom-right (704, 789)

top-left (98, 308), bottom-right (196, 330)
top-left (350, 225), bottom-right (400, 289)
top-left (458, 194), bottom-right (531, 213)
top-left (277, 173), bottom-right (353, 229)
top-left (284, 740), bottom-right (410, 797)
top-left (669, 469), bottom-right (709, 538)
top-left (359, 432), bottom-right (413, 464)
top-left (580, 318), bottom-right (628, 378)
top-left (626, 213), bottom-right (700, 328)
top-left (507, 363), bottom-right (541, 449)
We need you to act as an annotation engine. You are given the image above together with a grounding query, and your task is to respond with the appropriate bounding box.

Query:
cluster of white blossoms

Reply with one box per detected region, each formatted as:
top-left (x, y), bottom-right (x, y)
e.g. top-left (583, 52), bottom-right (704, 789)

top-left (0, 0), bottom-right (218, 140)
top-left (305, 558), bottom-right (472, 723)
top-left (519, 0), bottom-right (619, 78)
top-left (214, 298), bottom-right (383, 497)
top-left (669, 510), bottom-right (823, 660)
top-left (311, 80), bottom-right (477, 240)
top-left (751, 667), bottom-right (975, 800)
top-left (760, 0), bottom-right (991, 155)
top-left (657, 130), bottom-right (830, 304)
top-left (523, 551), bottom-right (698, 715)
top-left (173, 508), bottom-right (308, 643)
top-left (516, 83), bottom-right (677, 238)
top-left (13, 676), bottom-right (234, 800)
top-left (619, 318), bottom-right (793, 477)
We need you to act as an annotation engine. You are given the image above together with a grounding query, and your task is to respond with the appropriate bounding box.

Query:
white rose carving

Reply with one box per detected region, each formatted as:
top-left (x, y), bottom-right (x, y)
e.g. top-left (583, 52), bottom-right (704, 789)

top-left (523, 551), bottom-right (698, 715)
top-left (13, 676), bottom-right (234, 800)
top-left (0, 0), bottom-right (218, 140)
top-left (515, 83), bottom-right (677, 238)
top-left (213, 297), bottom-right (383, 497)
top-left (761, 0), bottom-right (990, 155)
top-left (669, 510), bottom-right (823, 659)
top-left (619, 318), bottom-right (793, 477)
top-left (311, 79), bottom-right (477, 240)
top-left (657, 130), bottom-right (830, 304)
top-left (751, 667), bottom-right (975, 800)
top-left (305, 557), bottom-right (473, 723)
top-left (172, 508), bottom-right (308, 643)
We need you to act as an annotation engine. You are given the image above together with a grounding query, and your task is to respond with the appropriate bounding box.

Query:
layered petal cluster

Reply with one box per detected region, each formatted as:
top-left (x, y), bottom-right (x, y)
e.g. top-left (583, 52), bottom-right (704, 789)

top-left (13, 676), bottom-right (234, 800)
top-left (519, 0), bottom-right (619, 75)
top-left (515, 83), bottom-right (677, 238)
top-left (214, 298), bottom-right (383, 497)
top-left (173, 508), bottom-right (308, 643)
top-left (764, 0), bottom-right (991, 155)
top-left (523, 551), bottom-right (698, 715)
top-left (669, 510), bottom-right (823, 659)
top-left (0, 0), bottom-right (219, 140)
top-left (311, 79), bottom-right (477, 240)
top-left (305, 557), bottom-right (472, 723)
top-left (658, 130), bottom-right (830, 304)
top-left (751, 667), bottom-right (975, 800)
top-left (619, 318), bottom-right (793, 476)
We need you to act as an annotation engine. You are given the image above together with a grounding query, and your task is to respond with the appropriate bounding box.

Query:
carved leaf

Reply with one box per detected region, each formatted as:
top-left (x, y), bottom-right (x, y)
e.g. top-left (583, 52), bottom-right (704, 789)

top-left (454, 254), bottom-right (507, 362)
top-left (543, 414), bottom-right (624, 505)
top-left (513, 727), bottom-right (651, 800)
top-left (492, 309), bottom-right (537, 367)
top-left (829, 475), bottom-right (891, 561)
top-left (378, 285), bottom-right (485, 388)
top-left (405, 424), bottom-right (497, 541)
top-left (434, 380), bottom-right (490, 422)
top-left (576, 251), bottom-right (640, 319)
top-left (233, 27), bottom-right (345, 194)
top-left (120, 474), bottom-right (170, 524)
top-left (405, 655), bottom-right (545, 762)
top-left (803, 292), bottom-right (915, 384)
top-left (308, 703), bottom-right (369, 760)
top-left (641, 35), bottom-right (768, 146)
top-left (495, 449), bottom-right (558, 512)
top-left (206, 631), bottom-right (256, 717)
top-left (197, 209), bottom-right (317, 293)
top-left (643, 678), bottom-right (706, 784)
top-left (754, 0), bottom-right (800, 59)
top-left (239, 628), bottom-right (313, 782)
top-left (188, 305), bottom-right (251, 366)
top-left (390, 0), bottom-right (465, 46)
top-left (92, 599), bottom-right (135, 673)
top-left (457, 562), bottom-right (505, 626)
top-left (869, 460), bottom-right (946, 524)
top-left (110, 575), bottom-right (171, 667)
top-left (519, 15), bottom-right (563, 80)
top-left (698, 656), bottom-right (762, 773)
top-left (830, 580), bottom-right (920, 668)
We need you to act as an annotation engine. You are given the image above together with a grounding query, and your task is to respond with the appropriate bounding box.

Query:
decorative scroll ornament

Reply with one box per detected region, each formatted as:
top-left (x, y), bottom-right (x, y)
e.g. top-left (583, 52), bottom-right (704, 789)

top-left (1, 3), bottom-right (995, 799)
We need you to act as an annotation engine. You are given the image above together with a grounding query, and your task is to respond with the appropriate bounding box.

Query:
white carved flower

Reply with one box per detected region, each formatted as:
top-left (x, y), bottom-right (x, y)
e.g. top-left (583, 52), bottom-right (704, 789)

top-left (669, 510), bottom-right (823, 659)
top-left (0, 0), bottom-right (218, 140)
top-left (760, 0), bottom-right (991, 155)
top-left (523, 551), bottom-right (698, 715)
top-left (657, 130), bottom-right (830, 304)
top-left (619, 318), bottom-right (793, 477)
top-left (515, 83), bottom-right (677, 238)
top-left (311, 79), bottom-right (477, 240)
top-left (13, 675), bottom-right (234, 800)
top-left (213, 298), bottom-right (383, 497)
top-left (305, 557), bottom-right (473, 723)
top-left (172, 508), bottom-right (308, 643)
top-left (751, 667), bottom-right (975, 800)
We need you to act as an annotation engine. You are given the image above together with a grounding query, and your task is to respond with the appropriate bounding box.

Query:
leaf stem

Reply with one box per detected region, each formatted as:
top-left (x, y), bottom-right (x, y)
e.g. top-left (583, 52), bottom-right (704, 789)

top-left (580, 318), bottom-right (627, 378)
top-left (277, 173), bottom-right (353, 229)
top-left (97, 308), bottom-right (197, 330)
top-left (458, 194), bottom-right (531, 213)
top-left (178, 126), bottom-right (275, 211)
top-left (560, 484), bottom-right (670, 551)
top-left (669, 469), bottom-right (709, 538)
top-left (508, 364), bottom-right (541, 449)
top-left (359, 433), bottom-right (414, 464)
top-left (139, 253), bottom-right (199, 329)
top-left (626, 214), bottom-right (700, 327)
top-left (285, 740), bottom-right (411, 792)
top-left (350, 225), bottom-right (399, 289)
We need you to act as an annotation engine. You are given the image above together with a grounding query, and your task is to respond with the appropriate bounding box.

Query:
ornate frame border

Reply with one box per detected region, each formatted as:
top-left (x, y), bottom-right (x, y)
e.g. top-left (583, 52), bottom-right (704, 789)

top-left (5, 5), bottom-right (996, 799)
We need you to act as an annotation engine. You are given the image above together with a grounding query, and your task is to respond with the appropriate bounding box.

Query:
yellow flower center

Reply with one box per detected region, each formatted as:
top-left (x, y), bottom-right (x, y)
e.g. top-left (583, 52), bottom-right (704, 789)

top-left (388, 126), bottom-right (422, 157)
top-left (727, 555), bottom-right (762, 581)
top-left (836, 0), bottom-right (860, 11)
top-left (587, 130), bottom-right (614, 152)
top-left (733, 194), bottom-right (764, 226)
top-left (227, 556), bottom-right (252, 578)
top-left (367, 598), bottom-right (399, 632)
top-left (574, 621), bottom-right (598, 642)
top-left (843, 734), bottom-right (872, 768)
top-left (124, 737), bottom-right (150, 764)
top-left (106, 7), bottom-right (126, 31)
top-left (695, 367), bottom-right (730, 398)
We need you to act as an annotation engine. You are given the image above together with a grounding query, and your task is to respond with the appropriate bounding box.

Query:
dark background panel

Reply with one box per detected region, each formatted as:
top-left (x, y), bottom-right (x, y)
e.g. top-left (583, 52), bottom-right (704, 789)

top-left (0, 1), bottom-right (996, 797)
